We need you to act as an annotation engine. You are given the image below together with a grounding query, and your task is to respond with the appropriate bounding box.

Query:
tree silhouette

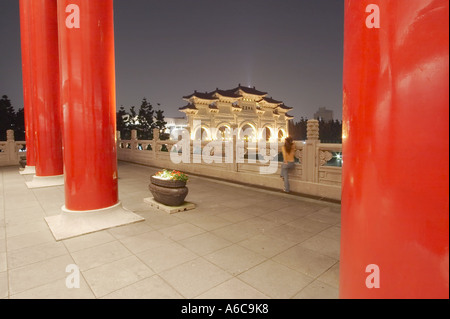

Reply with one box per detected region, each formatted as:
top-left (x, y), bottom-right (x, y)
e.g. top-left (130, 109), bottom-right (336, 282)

top-left (288, 117), bottom-right (308, 141)
top-left (137, 98), bottom-right (154, 140)
top-left (115, 98), bottom-right (167, 141)
top-left (154, 109), bottom-right (166, 131)
top-left (14, 108), bottom-right (25, 141)
top-left (116, 105), bottom-right (131, 139)
top-left (129, 105), bottom-right (137, 130)
top-left (0, 95), bottom-right (17, 140)
top-left (116, 105), bottom-right (127, 132)
top-left (319, 119), bottom-right (342, 143)
top-left (154, 109), bottom-right (168, 140)
top-left (288, 116), bottom-right (341, 143)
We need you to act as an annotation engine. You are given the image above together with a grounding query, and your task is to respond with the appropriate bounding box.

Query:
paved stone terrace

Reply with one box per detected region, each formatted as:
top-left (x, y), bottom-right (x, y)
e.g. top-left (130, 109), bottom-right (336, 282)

top-left (0, 162), bottom-right (341, 299)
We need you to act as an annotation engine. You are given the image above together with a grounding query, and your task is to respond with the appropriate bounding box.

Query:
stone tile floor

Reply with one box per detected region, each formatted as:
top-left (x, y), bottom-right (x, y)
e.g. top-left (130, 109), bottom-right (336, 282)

top-left (0, 162), bottom-right (341, 299)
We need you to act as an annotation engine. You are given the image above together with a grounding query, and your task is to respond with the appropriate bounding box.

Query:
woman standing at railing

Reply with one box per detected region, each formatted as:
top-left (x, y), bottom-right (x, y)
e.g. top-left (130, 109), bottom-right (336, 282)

top-left (280, 137), bottom-right (296, 193)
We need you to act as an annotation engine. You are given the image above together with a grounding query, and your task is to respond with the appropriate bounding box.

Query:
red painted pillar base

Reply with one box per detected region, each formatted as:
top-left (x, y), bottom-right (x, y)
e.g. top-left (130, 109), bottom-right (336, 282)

top-left (19, 166), bottom-right (36, 175)
top-left (340, 0), bottom-right (449, 298)
top-left (57, 0), bottom-right (118, 211)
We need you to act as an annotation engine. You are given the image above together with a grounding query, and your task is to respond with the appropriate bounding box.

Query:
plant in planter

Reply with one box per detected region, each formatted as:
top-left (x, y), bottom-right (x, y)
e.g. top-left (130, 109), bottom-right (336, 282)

top-left (149, 169), bottom-right (189, 206)
top-left (154, 169), bottom-right (188, 182)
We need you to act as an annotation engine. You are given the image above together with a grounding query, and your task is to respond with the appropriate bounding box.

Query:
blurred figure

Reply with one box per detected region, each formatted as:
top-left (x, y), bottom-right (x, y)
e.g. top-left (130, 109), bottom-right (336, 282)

top-left (280, 137), bottom-right (296, 192)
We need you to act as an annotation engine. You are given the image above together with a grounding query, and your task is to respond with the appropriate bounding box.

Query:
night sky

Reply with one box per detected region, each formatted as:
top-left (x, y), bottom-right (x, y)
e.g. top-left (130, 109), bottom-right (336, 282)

top-left (0, 0), bottom-right (344, 120)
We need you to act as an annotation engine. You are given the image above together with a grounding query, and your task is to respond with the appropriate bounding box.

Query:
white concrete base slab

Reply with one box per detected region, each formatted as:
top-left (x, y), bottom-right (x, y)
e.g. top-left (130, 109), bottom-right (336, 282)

top-left (19, 165), bottom-right (36, 175)
top-left (44, 202), bottom-right (145, 241)
top-left (26, 174), bottom-right (64, 189)
top-left (144, 197), bottom-right (196, 214)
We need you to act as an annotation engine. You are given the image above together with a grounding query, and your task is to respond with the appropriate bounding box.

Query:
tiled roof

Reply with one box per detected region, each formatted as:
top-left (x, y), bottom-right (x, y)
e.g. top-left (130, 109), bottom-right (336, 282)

top-left (179, 104), bottom-right (198, 111)
top-left (233, 84), bottom-right (267, 96)
top-left (182, 85), bottom-right (290, 109)
top-left (183, 91), bottom-right (217, 100)
top-left (285, 113), bottom-right (294, 119)
top-left (184, 84), bottom-right (269, 101)
top-left (278, 104), bottom-right (293, 110)
top-left (212, 89), bottom-right (242, 99)
top-left (260, 97), bottom-right (283, 105)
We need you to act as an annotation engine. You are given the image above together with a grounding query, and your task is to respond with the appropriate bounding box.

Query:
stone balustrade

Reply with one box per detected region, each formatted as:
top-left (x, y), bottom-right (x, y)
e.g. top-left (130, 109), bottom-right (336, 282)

top-left (1, 120), bottom-right (343, 201)
top-left (0, 130), bottom-right (27, 167)
top-left (117, 121), bottom-right (343, 201)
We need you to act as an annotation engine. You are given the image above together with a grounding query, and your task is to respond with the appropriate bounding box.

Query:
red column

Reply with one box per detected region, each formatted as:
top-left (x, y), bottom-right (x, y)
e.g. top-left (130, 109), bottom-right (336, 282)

top-left (57, 0), bottom-right (119, 211)
top-left (19, 0), bottom-right (36, 168)
top-left (341, 0), bottom-right (449, 298)
top-left (29, 0), bottom-right (63, 177)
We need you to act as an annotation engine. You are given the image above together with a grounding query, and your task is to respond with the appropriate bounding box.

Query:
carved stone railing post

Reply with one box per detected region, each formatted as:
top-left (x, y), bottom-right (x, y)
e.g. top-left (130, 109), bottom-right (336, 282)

top-left (307, 119), bottom-right (320, 141)
top-left (6, 130), bottom-right (18, 164)
top-left (131, 129), bottom-right (137, 140)
top-left (131, 129), bottom-right (138, 151)
top-left (303, 119), bottom-right (320, 182)
top-left (153, 128), bottom-right (160, 141)
top-left (152, 128), bottom-right (160, 159)
top-left (7, 130), bottom-right (14, 142)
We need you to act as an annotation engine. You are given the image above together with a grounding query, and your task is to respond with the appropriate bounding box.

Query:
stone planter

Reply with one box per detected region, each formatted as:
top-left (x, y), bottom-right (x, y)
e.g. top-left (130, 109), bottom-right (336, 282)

top-left (149, 176), bottom-right (188, 206)
top-left (150, 176), bottom-right (186, 188)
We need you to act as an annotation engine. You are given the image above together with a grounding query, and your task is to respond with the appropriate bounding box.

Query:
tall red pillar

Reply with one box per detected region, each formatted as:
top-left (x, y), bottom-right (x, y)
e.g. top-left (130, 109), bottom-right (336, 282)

top-left (19, 0), bottom-right (36, 172)
top-left (340, 0), bottom-right (449, 298)
top-left (57, 0), bottom-right (119, 211)
top-left (28, 0), bottom-right (63, 182)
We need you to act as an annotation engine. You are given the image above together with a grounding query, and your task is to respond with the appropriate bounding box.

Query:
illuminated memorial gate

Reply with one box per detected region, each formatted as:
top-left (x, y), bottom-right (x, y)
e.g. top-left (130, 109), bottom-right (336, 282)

top-left (179, 85), bottom-right (293, 142)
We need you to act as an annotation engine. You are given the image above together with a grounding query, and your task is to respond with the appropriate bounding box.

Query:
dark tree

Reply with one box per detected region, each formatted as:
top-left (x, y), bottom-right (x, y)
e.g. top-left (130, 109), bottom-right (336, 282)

top-left (154, 109), bottom-right (166, 131)
top-left (116, 105), bottom-right (127, 132)
top-left (136, 98), bottom-right (154, 140)
top-left (116, 105), bottom-right (131, 140)
top-left (0, 95), bottom-right (16, 140)
top-left (330, 119), bottom-right (342, 143)
top-left (288, 117), bottom-right (308, 141)
top-left (319, 119), bottom-right (342, 143)
top-left (289, 117), bottom-right (341, 143)
top-left (116, 98), bottom-right (168, 141)
top-left (154, 109), bottom-right (168, 140)
top-left (14, 108), bottom-right (25, 141)
top-left (129, 105), bottom-right (137, 130)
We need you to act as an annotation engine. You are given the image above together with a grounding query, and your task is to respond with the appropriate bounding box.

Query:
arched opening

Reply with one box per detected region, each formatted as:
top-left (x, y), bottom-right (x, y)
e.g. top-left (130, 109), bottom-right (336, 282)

top-left (257, 127), bottom-right (270, 141)
top-left (216, 124), bottom-right (232, 141)
top-left (278, 129), bottom-right (287, 141)
top-left (260, 126), bottom-right (276, 142)
top-left (194, 126), bottom-right (210, 141)
top-left (239, 123), bottom-right (257, 142)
